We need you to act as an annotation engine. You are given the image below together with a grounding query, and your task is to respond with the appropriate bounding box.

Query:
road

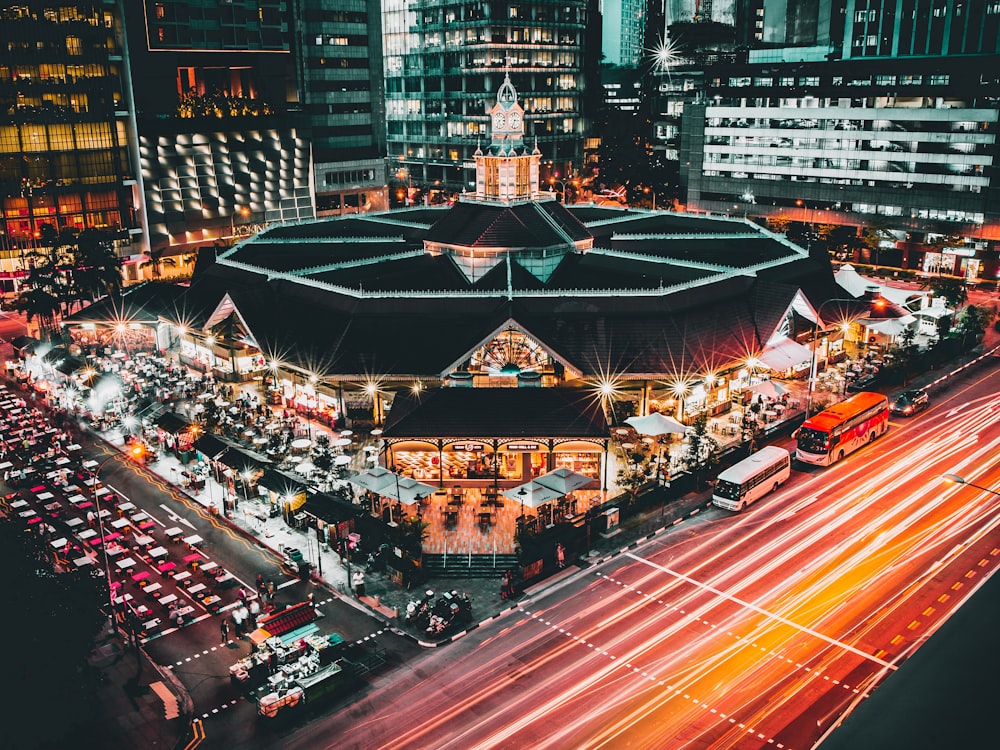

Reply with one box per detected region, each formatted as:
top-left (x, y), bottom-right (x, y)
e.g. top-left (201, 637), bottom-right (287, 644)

top-left (272, 365), bottom-right (1000, 750)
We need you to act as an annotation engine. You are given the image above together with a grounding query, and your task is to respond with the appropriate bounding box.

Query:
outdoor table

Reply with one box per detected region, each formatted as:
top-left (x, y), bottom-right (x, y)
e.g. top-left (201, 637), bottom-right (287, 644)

top-left (10, 499), bottom-right (27, 509)
top-left (95, 487), bottom-right (111, 500)
top-left (97, 508), bottom-right (113, 520)
top-left (18, 509), bottom-right (36, 518)
top-left (173, 570), bottom-right (191, 584)
top-left (67, 444), bottom-right (82, 452)
top-left (157, 593), bottom-right (177, 607)
top-left (118, 502), bottom-right (136, 513)
top-left (105, 545), bottom-right (125, 557)
top-left (111, 518), bottom-right (130, 530)
top-left (143, 582), bottom-right (162, 596)
top-left (113, 593), bottom-right (134, 606)
top-left (104, 531), bottom-right (122, 543)
top-left (183, 534), bottom-right (203, 547)
top-left (199, 561), bottom-right (218, 575)
top-left (148, 546), bottom-right (168, 559)
top-left (143, 618), bottom-right (161, 631)
top-left (82, 460), bottom-right (98, 470)
top-left (74, 556), bottom-right (95, 567)
top-left (50, 537), bottom-right (68, 549)
top-left (183, 552), bottom-right (202, 565)
top-left (202, 595), bottom-right (222, 611)
top-left (55, 456), bottom-right (70, 466)
top-left (137, 520), bottom-right (156, 531)
top-left (116, 557), bottom-right (137, 570)
top-left (187, 582), bottom-right (207, 596)
top-left (68, 494), bottom-right (86, 504)
top-left (131, 571), bottom-right (150, 583)
top-left (164, 527), bottom-right (183, 540)
top-left (130, 512), bottom-right (150, 523)
top-left (65, 517), bottom-right (84, 529)
top-left (157, 561), bottom-right (176, 575)
top-left (133, 534), bottom-right (154, 547)
top-left (36, 491), bottom-right (54, 501)
top-left (44, 501), bottom-right (61, 511)
top-left (76, 501), bottom-right (93, 510)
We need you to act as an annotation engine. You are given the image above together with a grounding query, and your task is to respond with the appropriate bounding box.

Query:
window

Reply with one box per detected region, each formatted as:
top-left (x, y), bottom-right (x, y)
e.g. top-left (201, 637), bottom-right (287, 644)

top-left (799, 76), bottom-right (820, 86)
top-left (875, 75), bottom-right (896, 85)
top-left (867, 35), bottom-right (878, 45)
top-left (929, 74), bottom-right (950, 84)
top-left (779, 76), bottom-right (794, 86)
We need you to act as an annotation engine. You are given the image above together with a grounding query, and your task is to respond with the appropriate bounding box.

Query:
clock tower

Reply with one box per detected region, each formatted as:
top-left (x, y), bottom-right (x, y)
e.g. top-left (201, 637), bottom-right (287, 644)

top-left (475, 72), bottom-right (540, 203)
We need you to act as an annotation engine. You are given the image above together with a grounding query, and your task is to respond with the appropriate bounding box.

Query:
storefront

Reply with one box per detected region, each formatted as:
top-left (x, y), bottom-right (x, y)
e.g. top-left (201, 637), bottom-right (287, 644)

top-left (381, 388), bottom-right (610, 489)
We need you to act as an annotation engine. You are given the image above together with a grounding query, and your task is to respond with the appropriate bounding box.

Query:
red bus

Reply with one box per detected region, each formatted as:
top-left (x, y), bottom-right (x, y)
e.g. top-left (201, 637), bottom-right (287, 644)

top-left (794, 391), bottom-right (890, 467)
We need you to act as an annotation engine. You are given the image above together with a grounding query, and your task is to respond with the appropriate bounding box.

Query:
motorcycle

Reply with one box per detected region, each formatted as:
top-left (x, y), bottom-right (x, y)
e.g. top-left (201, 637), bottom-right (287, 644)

top-left (405, 589), bottom-right (435, 629)
top-left (424, 590), bottom-right (473, 636)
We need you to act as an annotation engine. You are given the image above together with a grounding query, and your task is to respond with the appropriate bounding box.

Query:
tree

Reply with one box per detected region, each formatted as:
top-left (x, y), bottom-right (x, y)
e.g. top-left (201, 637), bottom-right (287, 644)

top-left (616, 441), bottom-right (654, 505)
top-left (919, 276), bottom-right (968, 309)
top-left (0, 522), bottom-right (106, 748)
top-left (679, 412), bottom-right (722, 489)
top-left (887, 325), bottom-right (920, 385)
top-left (140, 247), bottom-right (177, 279)
top-left (954, 304), bottom-right (993, 351)
top-left (69, 229), bottom-right (122, 304)
top-left (860, 216), bottom-right (892, 269)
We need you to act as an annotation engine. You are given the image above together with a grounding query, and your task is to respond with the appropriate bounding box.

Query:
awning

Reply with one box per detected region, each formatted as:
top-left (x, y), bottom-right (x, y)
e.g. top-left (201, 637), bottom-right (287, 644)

top-left (759, 337), bottom-right (813, 371)
top-left (193, 433), bottom-right (230, 461)
top-left (302, 493), bottom-right (362, 524)
top-left (154, 411), bottom-right (193, 435)
top-left (258, 468), bottom-right (308, 495)
top-left (867, 317), bottom-right (915, 336)
top-left (216, 446), bottom-right (269, 472)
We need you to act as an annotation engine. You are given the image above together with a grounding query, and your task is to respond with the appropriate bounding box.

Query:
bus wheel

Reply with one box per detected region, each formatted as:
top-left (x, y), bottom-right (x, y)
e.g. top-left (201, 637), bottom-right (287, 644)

top-left (738, 501), bottom-right (745, 512)
top-left (837, 450), bottom-right (845, 463)
top-left (868, 431), bottom-right (876, 443)
top-left (772, 482), bottom-right (779, 493)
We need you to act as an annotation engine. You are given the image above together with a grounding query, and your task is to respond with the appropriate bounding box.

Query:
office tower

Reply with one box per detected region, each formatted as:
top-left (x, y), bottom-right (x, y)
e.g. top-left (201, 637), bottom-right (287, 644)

top-left (123, 0), bottom-right (314, 254)
top-left (289, 0), bottom-right (387, 216)
top-left (0, 2), bottom-right (137, 288)
top-left (603, 0), bottom-right (649, 67)
top-left (382, 0), bottom-right (592, 197)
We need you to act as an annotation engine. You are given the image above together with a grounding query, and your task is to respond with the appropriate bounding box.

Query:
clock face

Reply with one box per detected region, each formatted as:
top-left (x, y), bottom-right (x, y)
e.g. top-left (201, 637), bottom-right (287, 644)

top-left (508, 112), bottom-right (521, 130)
top-left (493, 111), bottom-right (506, 130)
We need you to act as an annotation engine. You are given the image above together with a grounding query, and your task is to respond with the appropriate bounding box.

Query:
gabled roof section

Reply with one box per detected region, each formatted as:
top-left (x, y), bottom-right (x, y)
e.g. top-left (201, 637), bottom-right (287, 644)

top-left (439, 317), bottom-right (583, 380)
top-left (62, 281), bottom-right (188, 325)
top-left (383, 388), bottom-right (608, 439)
top-left (424, 200), bottom-right (591, 248)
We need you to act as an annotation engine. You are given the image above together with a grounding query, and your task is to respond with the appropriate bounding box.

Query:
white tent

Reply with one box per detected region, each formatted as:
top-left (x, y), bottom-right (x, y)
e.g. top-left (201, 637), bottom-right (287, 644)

top-left (535, 467), bottom-right (596, 495)
top-left (867, 316), bottom-right (917, 336)
top-left (347, 465), bottom-right (397, 493)
top-left (625, 412), bottom-right (687, 436)
top-left (748, 380), bottom-right (789, 399)
top-left (834, 264), bottom-right (927, 308)
top-left (380, 476), bottom-right (436, 505)
top-left (758, 337), bottom-right (813, 371)
top-left (503, 482), bottom-right (564, 509)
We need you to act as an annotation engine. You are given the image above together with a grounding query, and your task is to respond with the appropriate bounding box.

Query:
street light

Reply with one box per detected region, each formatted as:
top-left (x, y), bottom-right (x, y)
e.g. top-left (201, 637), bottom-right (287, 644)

top-left (548, 177), bottom-right (566, 203)
top-left (86, 453), bottom-right (125, 631)
top-left (805, 296), bottom-right (887, 417)
top-left (943, 473), bottom-right (1000, 496)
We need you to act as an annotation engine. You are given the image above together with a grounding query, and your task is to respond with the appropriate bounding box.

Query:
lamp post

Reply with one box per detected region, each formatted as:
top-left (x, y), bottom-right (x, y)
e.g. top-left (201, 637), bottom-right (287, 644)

top-left (87, 453), bottom-right (124, 631)
top-left (943, 473), bottom-right (1000, 496)
top-left (805, 296), bottom-right (886, 417)
top-left (548, 177), bottom-right (566, 203)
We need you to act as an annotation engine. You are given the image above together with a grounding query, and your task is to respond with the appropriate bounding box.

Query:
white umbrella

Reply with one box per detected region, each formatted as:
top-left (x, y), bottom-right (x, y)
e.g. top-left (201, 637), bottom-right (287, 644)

top-left (295, 461), bottom-right (315, 474)
top-left (503, 481), bottom-right (563, 509)
top-left (748, 380), bottom-right (789, 400)
top-left (384, 476), bottom-right (436, 505)
top-left (626, 412), bottom-right (687, 436)
top-left (333, 437), bottom-right (352, 448)
top-left (334, 454), bottom-right (352, 466)
top-left (535, 467), bottom-right (596, 495)
top-left (290, 438), bottom-right (312, 450)
top-left (347, 465), bottom-right (397, 493)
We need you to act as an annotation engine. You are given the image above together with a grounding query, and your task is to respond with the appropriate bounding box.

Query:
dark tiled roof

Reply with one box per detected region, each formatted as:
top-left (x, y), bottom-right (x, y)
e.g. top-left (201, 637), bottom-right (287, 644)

top-left (62, 282), bottom-right (188, 325)
top-left (233, 241), bottom-right (413, 272)
top-left (424, 200), bottom-right (591, 248)
top-left (383, 388), bottom-right (608, 439)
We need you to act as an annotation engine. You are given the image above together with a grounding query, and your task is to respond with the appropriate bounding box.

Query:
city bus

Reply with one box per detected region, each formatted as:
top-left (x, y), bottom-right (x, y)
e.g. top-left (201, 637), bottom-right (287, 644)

top-left (794, 391), bottom-right (890, 467)
top-left (712, 446), bottom-right (791, 512)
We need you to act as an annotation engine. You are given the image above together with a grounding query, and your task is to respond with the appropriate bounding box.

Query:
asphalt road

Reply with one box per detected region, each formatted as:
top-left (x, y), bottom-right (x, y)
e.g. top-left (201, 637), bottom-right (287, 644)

top-left (267, 365), bottom-right (1000, 750)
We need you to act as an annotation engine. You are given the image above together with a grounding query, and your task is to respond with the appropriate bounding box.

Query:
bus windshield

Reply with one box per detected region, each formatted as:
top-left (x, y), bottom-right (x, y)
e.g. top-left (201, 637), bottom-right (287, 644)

top-left (714, 479), bottom-right (742, 499)
top-left (796, 427), bottom-right (829, 454)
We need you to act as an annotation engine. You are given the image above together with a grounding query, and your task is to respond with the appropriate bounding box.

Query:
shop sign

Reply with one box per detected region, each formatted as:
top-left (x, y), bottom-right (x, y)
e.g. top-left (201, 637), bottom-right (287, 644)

top-left (505, 442), bottom-right (539, 451)
top-left (942, 246), bottom-right (975, 257)
top-left (451, 443), bottom-right (483, 451)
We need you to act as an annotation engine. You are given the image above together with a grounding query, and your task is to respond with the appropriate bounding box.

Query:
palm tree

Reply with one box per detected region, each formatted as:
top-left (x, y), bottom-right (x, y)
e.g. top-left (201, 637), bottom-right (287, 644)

top-left (140, 247), bottom-right (178, 279)
top-left (68, 229), bottom-right (122, 305)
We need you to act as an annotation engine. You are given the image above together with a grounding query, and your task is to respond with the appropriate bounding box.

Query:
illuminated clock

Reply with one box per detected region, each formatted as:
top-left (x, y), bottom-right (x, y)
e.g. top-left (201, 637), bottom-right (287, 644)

top-left (493, 111), bottom-right (506, 130)
top-left (508, 112), bottom-right (521, 130)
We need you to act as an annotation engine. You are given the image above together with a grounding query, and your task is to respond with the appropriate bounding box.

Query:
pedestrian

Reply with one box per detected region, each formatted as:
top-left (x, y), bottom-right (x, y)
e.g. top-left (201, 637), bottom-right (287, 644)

top-left (232, 610), bottom-right (243, 637)
top-left (266, 580), bottom-right (275, 601)
top-left (556, 542), bottom-right (565, 569)
top-left (500, 570), bottom-right (511, 600)
top-left (238, 586), bottom-right (248, 604)
top-left (256, 573), bottom-right (265, 595)
top-left (220, 619), bottom-right (230, 644)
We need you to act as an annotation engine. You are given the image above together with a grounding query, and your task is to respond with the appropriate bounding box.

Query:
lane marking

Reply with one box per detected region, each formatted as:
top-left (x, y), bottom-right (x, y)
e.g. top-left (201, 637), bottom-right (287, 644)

top-left (625, 552), bottom-right (898, 671)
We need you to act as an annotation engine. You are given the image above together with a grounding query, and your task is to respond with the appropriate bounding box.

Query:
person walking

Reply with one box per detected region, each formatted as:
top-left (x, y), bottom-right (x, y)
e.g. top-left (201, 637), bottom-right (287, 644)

top-left (556, 542), bottom-right (566, 569)
top-left (220, 618), bottom-right (230, 644)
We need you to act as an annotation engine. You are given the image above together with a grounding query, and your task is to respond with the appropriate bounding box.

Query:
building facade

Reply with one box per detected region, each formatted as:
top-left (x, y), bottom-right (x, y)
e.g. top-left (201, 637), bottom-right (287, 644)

top-left (381, 0), bottom-right (593, 198)
top-left (0, 1), bottom-right (138, 290)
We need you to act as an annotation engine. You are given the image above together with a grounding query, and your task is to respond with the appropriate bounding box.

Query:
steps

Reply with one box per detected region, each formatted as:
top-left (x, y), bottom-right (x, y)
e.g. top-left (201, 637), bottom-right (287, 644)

top-left (422, 553), bottom-right (519, 578)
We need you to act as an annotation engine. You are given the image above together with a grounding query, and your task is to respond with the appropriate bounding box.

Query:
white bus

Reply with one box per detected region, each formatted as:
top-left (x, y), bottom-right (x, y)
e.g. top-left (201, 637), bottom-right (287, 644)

top-left (712, 446), bottom-right (791, 512)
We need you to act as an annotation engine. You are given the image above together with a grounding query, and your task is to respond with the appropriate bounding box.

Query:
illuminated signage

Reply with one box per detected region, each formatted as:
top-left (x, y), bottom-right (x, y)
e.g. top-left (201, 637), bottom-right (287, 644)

top-left (451, 443), bottom-right (483, 451)
top-left (506, 443), bottom-right (539, 451)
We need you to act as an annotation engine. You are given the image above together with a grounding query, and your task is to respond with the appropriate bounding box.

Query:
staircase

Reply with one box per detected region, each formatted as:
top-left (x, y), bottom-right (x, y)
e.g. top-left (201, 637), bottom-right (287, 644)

top-left (422, 553), bottom-right (519, 579)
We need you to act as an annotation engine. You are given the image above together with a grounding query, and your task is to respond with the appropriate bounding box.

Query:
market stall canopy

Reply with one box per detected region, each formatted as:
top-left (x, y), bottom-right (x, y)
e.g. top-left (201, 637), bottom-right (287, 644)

top-left (10, 335), bottom-right (39, 353)
top-left (193, 433), bottom-right (231, 461)
top-left (154, 411), bottom-right (193, 435)
top-left (216, 445), bottom-right (269, 472)
top-left (625, 412), bottom-right (687, 436)
top-left (867, 316), bottom-right (917, 336)
top-left (757, 337), bottom-right (813, 371)
top-left (535, 467), bottom-right (596, 495)
top-left (503, 481), bottom-right (564, 508)
top-left (347, 465), bottom-right (397, 494)
top-left (379, 476), bottom-right (436, 505)
top-left (302, 492), bottom-right (362, 524)
top-left (257, 468), bottom-right (309, 496)
top-left (748, 380), bottom-right (789, 400)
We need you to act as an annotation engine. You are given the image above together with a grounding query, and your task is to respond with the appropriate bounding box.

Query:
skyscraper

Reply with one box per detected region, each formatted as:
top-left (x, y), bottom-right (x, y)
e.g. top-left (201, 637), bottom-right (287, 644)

top-left (381, 0), bottom-right (593, 197)
top-left (602, 0), bottom-right (649, 67)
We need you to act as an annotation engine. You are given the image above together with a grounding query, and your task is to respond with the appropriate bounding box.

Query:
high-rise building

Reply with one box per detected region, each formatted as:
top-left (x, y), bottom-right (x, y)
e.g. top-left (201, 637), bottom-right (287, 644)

top-left (0, 2), bottom-right (138, 289)
top-left (288, 0), bottom-right (387, 216)
top-left (602, 0), bottom-right (648, 67)
top-left (381, 0), bottom-right (593, 197)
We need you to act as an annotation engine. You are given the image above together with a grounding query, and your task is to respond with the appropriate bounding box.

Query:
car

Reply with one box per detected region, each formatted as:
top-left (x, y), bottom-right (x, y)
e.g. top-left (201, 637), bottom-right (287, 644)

top-left (890, 389), bottom-right (929, 416)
